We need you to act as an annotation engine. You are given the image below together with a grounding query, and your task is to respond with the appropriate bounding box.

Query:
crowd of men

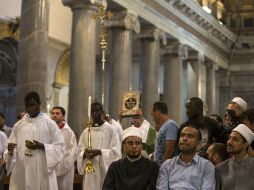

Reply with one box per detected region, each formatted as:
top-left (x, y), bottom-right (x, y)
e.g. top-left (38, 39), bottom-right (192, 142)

top-left (0, 91), bottom-right (254, 190)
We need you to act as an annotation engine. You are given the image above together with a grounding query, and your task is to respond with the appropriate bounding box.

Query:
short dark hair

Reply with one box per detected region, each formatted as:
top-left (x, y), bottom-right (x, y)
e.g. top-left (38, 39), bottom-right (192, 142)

top-left (182, 121), bottom-right (202, 141)
top-left (91, 102), bottom-right (103, 111)
top-left (239, 108), bottom-right (254, 125)
top-left (209, 143), bottom-right (229, 161)
top-left (210, 114), bottom-right (223, 125)
top-left (153, 101), bottom-right (168, 114)
top-left (0, 112), bottom-right (5, 119)
top-left (24, 91), bottom-right (41, 104)
top-left (188, 97), bottom-right (203, 110)
top-left (52, 106), bottom-right (66, 116)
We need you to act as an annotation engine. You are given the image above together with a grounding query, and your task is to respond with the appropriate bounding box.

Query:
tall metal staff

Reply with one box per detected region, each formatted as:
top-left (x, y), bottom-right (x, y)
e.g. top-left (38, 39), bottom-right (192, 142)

top-left (84, 4), bottom-right (112, 174)
top-left (93, 4), bottom-right (112, 106)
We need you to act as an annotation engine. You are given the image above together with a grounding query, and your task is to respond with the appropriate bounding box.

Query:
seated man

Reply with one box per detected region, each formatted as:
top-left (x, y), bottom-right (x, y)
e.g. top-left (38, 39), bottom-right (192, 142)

top-left (103, 126), bottom-right (159, 190)
top-left (156, 124), bottom-right (215, 190)
top-left (206, 143), bottom-right (229, 165)
top-left (215, 124), bottom-right (254, 190)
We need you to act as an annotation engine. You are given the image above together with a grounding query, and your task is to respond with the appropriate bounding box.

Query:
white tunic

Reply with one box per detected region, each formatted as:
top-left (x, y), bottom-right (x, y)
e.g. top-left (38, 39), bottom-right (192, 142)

top-left (56, 122), bottom-right (77, 190)
top-left (111, 119), bottom-right (123, 143)
top-left (139, 119), bottom-right (150, 143)
top-left (4, 113), bottom-right (65, 190)
top-left (77, 121), bottom-right (122, 190)
top-left (0, 131), bottom-right (7, 158)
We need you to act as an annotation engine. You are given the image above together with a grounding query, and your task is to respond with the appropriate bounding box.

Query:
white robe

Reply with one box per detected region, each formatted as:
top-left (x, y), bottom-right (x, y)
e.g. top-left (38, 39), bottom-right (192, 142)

top-left (3, 113), bottom-right (65, 190)
top-left (56, 122), bottom-right (77, 190)
top-left (77, 121), bottom-right (122, 190)
top-left (111, 119), bottom-right (123, 143)
top-left (138, 119), bottom-right (150, 143)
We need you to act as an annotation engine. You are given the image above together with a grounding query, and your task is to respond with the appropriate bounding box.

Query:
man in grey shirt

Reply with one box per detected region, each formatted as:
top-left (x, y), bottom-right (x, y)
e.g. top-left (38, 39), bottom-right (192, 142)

top-left (156, 123), bottom-right (215, 190)
top-left (215, 124), bottom-right (254, 190)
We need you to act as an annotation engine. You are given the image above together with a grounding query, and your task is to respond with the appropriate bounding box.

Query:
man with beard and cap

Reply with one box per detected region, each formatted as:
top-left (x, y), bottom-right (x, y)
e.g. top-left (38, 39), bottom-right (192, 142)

top-left (102, 126), bottom-right (159, 190)
top-left (215, 124), bottom-right (254, 190)
top-left (156, 123), bottom-right (215, 190)
top-left (3, 91), bottom-right (65, 190)
top-left (223, 97), bottom-right (247, 136)
top-left (239, 108), bottom-right (254, 157)
top-left (227, 97), bottom-right (247, 117)
top-left (178, 97), bottom-right (226, 158)
top-left (51, 106), bottom-right (77, 190)
top-left (77, 102), bottom-right (121, 190)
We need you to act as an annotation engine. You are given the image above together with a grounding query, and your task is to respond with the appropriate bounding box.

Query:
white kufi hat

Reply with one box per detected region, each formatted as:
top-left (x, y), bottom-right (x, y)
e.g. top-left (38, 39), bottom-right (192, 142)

top-left (231, 97), bottom-right (247, 111)
top-left (233, 124), bottom-right (254, 145)
top-left (122, 126), bottom-right (142, 141)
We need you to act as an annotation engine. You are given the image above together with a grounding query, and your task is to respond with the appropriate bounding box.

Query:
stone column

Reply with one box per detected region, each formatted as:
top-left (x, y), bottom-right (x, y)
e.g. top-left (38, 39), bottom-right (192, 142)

top-left (63, 0), bottom-right (99, 135)
top-left (139, 28), bottom-right (167, 122)
top-left (206, 60), bottom-right (218, 115)
top-left (187, 52), bottom-right (206, 101)
top-left (16, 0), bottom-right (49, 112)
top-left (106, 11), bottom-right (140, 119)
top-left (163, 42), bottom-right (187, 124)
top-left (218, 68), bottom-right (231, 117)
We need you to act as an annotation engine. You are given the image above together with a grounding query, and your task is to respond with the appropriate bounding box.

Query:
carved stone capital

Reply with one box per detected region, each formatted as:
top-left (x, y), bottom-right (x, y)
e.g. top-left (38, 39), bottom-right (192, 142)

top-left (205, 59), bottom-right (219, 71)
top-left (162, 41), bottom-right (188, 59)
top-left (138, 28), bottom-right (167, 45)
top-left (62, 0), bottom-right (105, 10)
top-left (105, 11), bottom-right (140, 33)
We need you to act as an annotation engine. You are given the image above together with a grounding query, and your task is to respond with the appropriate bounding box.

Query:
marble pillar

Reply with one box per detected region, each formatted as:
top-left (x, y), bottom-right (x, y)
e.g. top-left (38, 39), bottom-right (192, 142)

top-left (106, 11), bottom-right (140, 119)
top-left (187, 52), bottom-right (206, 101)
top-left (163, 43), bottom-right (186, 124)
top-left (16, 0), bottom-right (49, 113)
top-left (63, 0), bottom-right (98, 135)
top-left (139, 28), bottom-right (167, 122)
top-left (218, 69), bottom-right (231, 117)
top-left (206, 61), bottom-right (218, 115)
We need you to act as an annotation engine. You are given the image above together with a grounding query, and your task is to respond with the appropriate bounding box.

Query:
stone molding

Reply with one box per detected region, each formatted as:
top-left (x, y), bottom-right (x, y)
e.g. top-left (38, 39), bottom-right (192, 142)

top-left (138, 28), bottom-right (167, 45)
top-left (105, 11), bottom-right (140, 33)
top-left (112, 0), bottom-right (230, 68)
top-left (62, 0), bottom-right (103, 10)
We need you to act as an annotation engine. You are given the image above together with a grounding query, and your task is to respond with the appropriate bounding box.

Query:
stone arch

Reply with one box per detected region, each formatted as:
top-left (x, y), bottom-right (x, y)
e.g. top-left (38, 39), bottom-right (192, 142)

top-left (53, 48), bottom-right (70, 113)
top-left (0, 37), bottom-right (18, 126)
top-left (54, 48), bottom-right (70, 87)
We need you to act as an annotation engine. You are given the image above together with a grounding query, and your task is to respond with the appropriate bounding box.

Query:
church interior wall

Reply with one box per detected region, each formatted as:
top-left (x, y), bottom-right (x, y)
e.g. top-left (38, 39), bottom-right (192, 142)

top-left (1, 0), bottom-right (254, 130)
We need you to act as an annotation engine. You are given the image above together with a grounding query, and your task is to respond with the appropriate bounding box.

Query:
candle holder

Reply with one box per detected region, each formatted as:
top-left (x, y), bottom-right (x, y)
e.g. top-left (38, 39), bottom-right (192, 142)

top-left (25, 140), bottom-right (33, 157)
top-left (84, 116), bottom-right (95, 173)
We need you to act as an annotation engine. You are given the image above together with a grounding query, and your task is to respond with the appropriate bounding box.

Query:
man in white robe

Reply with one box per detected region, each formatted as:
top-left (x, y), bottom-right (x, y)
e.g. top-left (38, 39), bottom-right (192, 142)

top-left (77, 102), bottom-right (121, 190)
top-left (4, 91), bottom-right (65, 190)
top-left (51, 106), bottom-right (77, 190)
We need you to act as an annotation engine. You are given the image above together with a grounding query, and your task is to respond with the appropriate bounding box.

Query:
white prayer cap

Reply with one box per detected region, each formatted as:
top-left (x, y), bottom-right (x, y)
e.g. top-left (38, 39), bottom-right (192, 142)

top-left (122, 126), bottom-right (142, 141)
top-left (231, 97), bottom-right (247, 111)
top-left (233, 124), bottom-right (254, 145)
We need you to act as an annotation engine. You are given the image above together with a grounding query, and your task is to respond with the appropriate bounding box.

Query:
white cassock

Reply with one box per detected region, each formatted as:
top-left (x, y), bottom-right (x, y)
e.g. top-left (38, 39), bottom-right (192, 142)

top-left (111, 119), bottom-right (123, 143)
top-left (4, 113), bottom-right (65, 190)
top-left (77, 121), bottom-right (122, 190)
top-left (137, 119), bottom-right (150, 143)
top-left (56, 122), bottom-right (77, 190)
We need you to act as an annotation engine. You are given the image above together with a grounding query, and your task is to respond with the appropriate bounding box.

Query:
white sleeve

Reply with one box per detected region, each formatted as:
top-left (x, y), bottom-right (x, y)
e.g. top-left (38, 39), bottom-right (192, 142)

top-left (44, 125), bottom-right (66, 173)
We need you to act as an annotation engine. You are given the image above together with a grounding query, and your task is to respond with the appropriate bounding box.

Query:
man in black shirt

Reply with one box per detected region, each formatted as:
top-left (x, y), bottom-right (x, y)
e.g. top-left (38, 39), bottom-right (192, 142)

top-left (178, 97), bottom-right (227, 157)
top-left (103, 126), bottom-right (159, 190)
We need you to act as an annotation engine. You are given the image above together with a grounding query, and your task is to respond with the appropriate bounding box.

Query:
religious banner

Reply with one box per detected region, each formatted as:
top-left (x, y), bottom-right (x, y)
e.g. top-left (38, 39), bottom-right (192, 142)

top-left (121, 91), bottom-right (141, 117)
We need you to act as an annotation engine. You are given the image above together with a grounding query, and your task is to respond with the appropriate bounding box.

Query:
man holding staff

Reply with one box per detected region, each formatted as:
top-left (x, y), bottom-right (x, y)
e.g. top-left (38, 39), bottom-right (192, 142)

top-left (77, 101), bottom-right (121, 190)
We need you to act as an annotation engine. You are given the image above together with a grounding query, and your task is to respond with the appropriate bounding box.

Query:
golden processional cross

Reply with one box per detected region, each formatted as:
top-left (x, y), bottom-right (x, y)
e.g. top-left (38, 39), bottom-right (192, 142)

top-left (93, 4), bottom-right (112, 106)
top-left (84, 4), bottom-right (112, 174)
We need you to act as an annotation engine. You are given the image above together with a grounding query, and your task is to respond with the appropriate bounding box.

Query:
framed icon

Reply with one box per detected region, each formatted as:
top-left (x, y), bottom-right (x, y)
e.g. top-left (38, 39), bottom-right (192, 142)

top-left (121, 91), bottom-right (141, 117)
